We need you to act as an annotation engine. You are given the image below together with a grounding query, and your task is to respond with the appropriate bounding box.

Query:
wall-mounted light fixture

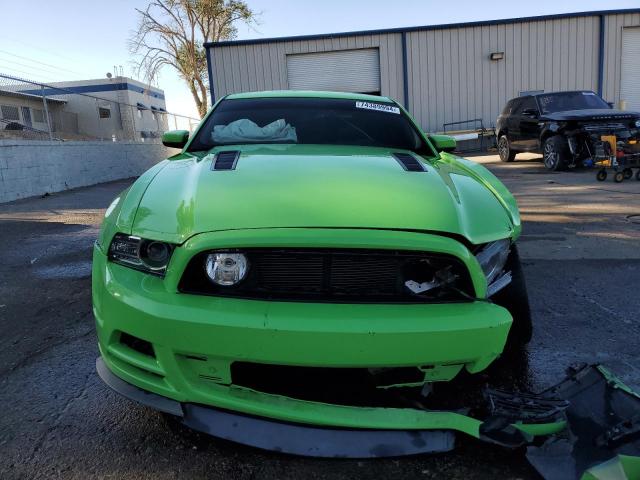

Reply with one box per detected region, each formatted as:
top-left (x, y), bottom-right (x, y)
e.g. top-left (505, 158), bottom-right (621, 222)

top-left (490, 52), bottom-right (505, 61)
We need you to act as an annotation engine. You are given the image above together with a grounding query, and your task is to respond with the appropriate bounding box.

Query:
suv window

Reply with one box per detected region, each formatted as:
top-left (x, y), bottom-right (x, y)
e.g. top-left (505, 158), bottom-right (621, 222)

top-left (512, 96), bottom-right (537, 115)
top-left (507, 98), bottom-right (523, 115)
top-left (501, 100), bottom-right (515, 115)
top-left (537, 91), bottom-right (610, 114)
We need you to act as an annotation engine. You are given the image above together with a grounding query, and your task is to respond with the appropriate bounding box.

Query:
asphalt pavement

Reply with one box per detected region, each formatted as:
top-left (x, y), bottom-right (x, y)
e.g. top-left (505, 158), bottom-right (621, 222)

top-left (1, 153), bottom-right (639, 479)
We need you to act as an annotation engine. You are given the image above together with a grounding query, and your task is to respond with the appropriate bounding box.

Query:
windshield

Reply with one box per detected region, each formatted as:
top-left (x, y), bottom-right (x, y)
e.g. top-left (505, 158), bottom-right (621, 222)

top-left (187, 97), bottom-right (428, 153)
top-left (537, 91), bottom-right (610, 114)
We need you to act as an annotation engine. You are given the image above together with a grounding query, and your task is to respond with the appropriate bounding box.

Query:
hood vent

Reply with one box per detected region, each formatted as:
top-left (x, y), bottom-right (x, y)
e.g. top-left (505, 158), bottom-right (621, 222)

top-left (393, 153), bottom-right (426, 172)
top-left (212, 151), bottom-right (240, 170)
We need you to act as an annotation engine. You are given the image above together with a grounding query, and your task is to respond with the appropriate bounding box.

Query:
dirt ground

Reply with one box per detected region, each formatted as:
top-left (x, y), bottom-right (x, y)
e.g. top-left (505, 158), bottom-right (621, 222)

top-left (1, 153), bottom-right (639, 479)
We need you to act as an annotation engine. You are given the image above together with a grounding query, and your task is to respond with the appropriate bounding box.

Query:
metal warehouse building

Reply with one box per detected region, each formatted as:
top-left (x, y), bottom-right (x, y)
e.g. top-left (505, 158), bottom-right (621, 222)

top-left (204, 9), bottom-right (640, 133)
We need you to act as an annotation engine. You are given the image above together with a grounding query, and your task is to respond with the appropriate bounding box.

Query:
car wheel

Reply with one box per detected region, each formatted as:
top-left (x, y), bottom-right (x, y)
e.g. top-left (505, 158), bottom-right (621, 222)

top-left (542, 136), bottom-right (569, 171)
top-left (490, 245), bottom-right (532, 353)
top-left (498, 135), bottom-right (516, 162)
top-left (614, 171), bottom-right (624, 183)
top-left (623, 168), bottom-right (633, 179)
top-left (596, 169), bottom-right (607, 181)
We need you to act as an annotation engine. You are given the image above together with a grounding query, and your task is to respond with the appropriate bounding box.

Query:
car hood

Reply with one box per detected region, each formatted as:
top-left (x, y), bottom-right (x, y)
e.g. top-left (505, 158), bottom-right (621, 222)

top-left (129, 144), bottom-right (515, 245)
top-left (542, 109), bottom-right (640, 121)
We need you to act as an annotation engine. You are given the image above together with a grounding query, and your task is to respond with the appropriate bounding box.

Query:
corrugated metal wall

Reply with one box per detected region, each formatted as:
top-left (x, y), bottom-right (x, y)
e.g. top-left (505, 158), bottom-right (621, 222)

top-left (210, 33), bottom-right (404, 104)
top-left (208, 11), bottom-right (640, 132)
top-left (406, 16), bottom-right (600, 132)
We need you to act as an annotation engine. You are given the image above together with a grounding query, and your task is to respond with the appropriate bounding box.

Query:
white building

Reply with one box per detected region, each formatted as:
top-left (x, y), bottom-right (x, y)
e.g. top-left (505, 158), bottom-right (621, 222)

top-left (0, 89), bottom-right (68, 138)
top-left (15, 76), bottom-right (167, 140)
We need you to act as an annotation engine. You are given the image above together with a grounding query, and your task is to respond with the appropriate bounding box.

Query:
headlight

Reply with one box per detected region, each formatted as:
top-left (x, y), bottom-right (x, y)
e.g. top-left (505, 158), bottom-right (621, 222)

top-left (475, 239), bottom-right (510, 284)
top-left (108, 233), bottom-right (174, 276)
top-left (635, 119), bottom-right (640, 128)
top-left (205, 253), bottom-right (248, 286)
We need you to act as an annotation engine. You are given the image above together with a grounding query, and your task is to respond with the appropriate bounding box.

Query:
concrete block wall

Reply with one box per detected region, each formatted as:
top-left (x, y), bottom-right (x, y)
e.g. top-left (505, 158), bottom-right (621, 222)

top-left (0, 141), bottom-right (177, 203)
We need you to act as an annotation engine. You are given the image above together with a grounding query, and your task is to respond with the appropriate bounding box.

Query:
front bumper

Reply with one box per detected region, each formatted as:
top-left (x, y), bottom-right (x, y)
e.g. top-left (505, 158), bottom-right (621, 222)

top-left (93, 228), bottom-right (513, 430)
top-left (96, 356), bottom-right (456, 457)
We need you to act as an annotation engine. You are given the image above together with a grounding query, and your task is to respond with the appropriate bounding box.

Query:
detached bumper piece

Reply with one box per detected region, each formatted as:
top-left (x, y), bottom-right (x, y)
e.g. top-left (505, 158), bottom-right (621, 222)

top-left (525, 364), bottom-right (640, 480)
top-left (481, 389), bottom-right (569, 447)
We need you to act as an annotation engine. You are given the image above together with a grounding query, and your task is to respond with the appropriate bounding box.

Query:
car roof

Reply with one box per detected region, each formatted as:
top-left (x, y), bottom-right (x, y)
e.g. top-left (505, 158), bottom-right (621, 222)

top-left (505, 90), bottom-right (599, 105)
top-left (533, 90), bottom-right (597, 96)
top-left (224, 90), bottom-right (395, 103)
top-left (515, 90), bottom-right (597, 99)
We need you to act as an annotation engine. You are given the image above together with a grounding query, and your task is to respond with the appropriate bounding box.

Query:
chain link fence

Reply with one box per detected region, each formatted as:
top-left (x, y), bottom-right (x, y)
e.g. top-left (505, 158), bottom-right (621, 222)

top-left (0, 73), bottom-right (200, 142)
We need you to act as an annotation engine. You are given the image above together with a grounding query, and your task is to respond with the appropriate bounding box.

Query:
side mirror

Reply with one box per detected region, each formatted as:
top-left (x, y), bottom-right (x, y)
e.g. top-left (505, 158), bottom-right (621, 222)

top-left (162, 130), bottom-right (190, 149)
top-left (521, 108), bottom-right (538, 117)
top-left (429, 134), bottom-right (457, 153)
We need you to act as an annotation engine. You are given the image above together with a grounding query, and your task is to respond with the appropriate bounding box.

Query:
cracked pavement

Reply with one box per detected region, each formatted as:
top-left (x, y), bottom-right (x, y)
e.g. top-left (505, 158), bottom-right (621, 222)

top-left (0, 154), bottom-right (639, 479)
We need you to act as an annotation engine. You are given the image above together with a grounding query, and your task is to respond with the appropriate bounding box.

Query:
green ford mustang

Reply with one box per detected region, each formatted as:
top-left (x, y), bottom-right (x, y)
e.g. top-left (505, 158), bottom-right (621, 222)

top-left (93, 90), bottom-right (536, 456)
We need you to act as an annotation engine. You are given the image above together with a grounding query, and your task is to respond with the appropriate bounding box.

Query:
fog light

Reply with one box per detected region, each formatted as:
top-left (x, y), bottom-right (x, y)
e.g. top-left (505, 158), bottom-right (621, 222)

top-left (205, 253), bottom-right (248, 286)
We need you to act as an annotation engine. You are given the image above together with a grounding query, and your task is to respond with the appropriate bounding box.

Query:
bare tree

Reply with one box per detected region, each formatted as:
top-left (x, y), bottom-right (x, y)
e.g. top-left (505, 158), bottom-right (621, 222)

top-left (130, 0), bottom-right (255, 118)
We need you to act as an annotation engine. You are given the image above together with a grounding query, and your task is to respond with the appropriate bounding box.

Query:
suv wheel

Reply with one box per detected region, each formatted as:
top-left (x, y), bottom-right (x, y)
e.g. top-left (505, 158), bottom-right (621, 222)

top-left (498, 135), bottom-right (516, 162)
top-left (542, 136), bottom-right (569, 171)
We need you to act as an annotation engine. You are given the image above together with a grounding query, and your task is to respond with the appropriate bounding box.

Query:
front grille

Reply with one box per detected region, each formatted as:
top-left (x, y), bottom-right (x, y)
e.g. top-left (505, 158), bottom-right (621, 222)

top-left (178, 248), bottom-right (474, 303)
top-left (583, 122), bottom-right (627, 132)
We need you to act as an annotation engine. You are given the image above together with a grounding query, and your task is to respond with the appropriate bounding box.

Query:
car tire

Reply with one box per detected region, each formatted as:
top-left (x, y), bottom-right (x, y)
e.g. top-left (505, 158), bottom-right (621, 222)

top-left (498, 135), bottom-right (516, 162)
top-left (542, 136), bottom-right (569, 171)
top-left (490, 245), bottom-right (533, 352)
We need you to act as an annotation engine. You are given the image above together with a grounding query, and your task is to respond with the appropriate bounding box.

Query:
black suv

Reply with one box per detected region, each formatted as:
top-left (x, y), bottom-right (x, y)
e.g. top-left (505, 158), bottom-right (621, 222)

top-left (496, 91), bottom-right (640, 170)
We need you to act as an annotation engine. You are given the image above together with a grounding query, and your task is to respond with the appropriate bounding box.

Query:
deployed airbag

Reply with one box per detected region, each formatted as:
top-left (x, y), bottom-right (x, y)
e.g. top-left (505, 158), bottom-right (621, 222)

top-left (212, 119), bottom-right (297, 144)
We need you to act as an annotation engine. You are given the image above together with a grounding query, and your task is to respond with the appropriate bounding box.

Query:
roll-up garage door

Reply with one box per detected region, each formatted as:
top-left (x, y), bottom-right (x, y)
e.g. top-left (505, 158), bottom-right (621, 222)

top-left (621, 27), bottom-right (640, 111)
top-left (286, 48), bottom-right (380, 94)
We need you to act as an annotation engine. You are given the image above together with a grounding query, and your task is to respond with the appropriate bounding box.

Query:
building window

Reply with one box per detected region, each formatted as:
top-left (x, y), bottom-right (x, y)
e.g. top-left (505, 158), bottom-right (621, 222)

top-left (0, 105), bottom-right (20, 121)
top-left (98, 107), bottom-right (111, 119)
top-left (32, 108), bottom-right (45, 123)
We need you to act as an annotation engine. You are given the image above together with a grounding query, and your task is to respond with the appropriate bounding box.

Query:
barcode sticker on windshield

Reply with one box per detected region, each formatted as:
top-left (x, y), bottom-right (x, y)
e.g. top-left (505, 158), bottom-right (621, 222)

top-left (355, 101), bottom-right (400, 114)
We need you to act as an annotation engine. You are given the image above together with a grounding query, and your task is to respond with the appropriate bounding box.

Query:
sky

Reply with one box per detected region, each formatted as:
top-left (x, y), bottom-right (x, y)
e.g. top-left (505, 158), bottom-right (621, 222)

top-left (1, 0), bottom-right (637, 118)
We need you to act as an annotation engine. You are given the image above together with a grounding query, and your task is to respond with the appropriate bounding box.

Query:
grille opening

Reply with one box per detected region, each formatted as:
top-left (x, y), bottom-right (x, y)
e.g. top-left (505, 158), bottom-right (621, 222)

top-left (212, 151), bottom-right (240, 170)
top-left (231, 362), bottom-right (426, 407)
top-left (230, 362), bottom-right (487, 411)
top-left (119, 332), bottom-right (155, 358)
top-left (178, 248), bottom-right (474, 303)
top-left (393, 152), bottom-right (425, 172)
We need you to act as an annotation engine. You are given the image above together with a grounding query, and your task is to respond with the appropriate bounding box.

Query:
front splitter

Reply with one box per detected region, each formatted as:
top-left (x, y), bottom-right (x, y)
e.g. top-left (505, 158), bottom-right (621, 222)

top-left (96, 357), bottom-right (455, 458)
